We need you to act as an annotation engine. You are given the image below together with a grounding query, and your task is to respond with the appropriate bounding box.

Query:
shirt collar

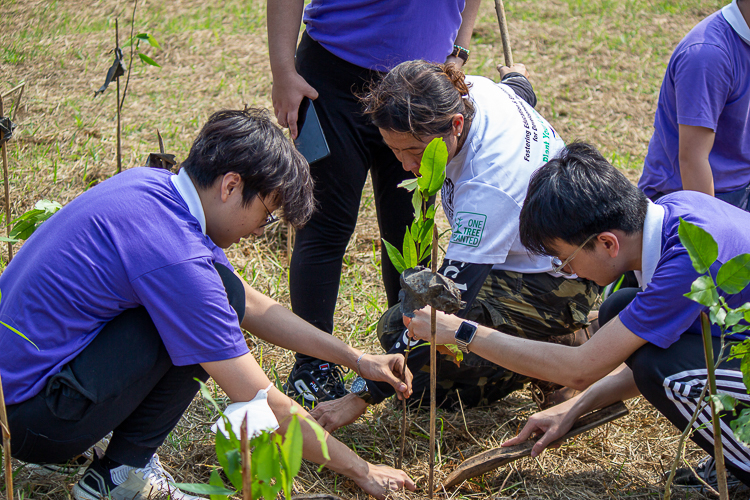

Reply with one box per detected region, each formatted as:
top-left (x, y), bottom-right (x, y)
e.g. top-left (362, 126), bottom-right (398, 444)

top-left (170, 168), bottom-right (207, 235)
top-left (723, 0), bottom-right (750, 45)
top-left (634, 200), bottom-right (665, 289)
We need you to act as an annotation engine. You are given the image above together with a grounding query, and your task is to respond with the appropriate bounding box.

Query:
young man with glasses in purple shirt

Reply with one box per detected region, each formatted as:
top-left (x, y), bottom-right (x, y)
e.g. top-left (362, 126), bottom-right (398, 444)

top-left (1, 108), bottom-right (416, 500)
top-left (407, 142), bottom-right (750, 490)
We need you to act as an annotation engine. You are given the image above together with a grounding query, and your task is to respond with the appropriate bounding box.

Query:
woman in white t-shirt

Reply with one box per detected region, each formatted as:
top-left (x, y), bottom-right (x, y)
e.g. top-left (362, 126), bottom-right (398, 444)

top-left (310, 61), bottom-right (600, 433)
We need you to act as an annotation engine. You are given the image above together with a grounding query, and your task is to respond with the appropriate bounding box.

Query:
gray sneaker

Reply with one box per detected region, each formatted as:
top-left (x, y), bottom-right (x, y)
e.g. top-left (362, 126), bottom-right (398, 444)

top-left (72, 453), bottom-right (201, 500)
top-left (672, 455), bottom-right (742, 490)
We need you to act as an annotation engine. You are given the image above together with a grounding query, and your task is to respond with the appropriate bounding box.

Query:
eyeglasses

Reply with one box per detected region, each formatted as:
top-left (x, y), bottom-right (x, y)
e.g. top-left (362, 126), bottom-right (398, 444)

top-left (551, 233), bottom-right (598, 277)
top-left (258, 197), bottom-right (280, 228)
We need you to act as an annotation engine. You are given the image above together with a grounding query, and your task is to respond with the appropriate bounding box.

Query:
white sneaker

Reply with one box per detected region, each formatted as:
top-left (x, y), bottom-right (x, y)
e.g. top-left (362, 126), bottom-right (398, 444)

top-left (72, 453), bottom-right (202, 500)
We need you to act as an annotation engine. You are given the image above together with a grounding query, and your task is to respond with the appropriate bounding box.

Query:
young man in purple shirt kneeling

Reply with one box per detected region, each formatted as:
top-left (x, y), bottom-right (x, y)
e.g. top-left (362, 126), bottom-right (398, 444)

top-left (406, 142), bottom-right (750, 489)
top-left (1, 108), bottom-right (415, 500)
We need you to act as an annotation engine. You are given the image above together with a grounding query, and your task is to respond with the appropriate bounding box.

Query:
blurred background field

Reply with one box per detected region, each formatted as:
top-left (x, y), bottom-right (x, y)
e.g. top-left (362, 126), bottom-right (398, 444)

top-left (1, 0), bottom-right (741, 498)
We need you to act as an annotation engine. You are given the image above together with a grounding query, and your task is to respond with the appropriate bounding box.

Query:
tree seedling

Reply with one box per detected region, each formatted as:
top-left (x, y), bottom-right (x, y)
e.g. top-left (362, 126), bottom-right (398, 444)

top-left (175, 381), bottom-right (329, 499)
top-left (663, 218), bottom-right (750, 500)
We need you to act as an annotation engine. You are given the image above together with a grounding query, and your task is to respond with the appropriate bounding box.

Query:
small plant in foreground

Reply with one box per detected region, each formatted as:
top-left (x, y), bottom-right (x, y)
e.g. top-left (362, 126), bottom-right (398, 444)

top-left (174, 381), bottom-right (329, 499)
top-left (0, 199), bottom-right (61, 244)
top-left (665, 218), bottom-right (750, 499)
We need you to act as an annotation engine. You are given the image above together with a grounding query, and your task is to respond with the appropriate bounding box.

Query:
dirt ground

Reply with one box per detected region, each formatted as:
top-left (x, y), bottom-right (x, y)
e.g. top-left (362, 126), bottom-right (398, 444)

top-left (1, 0), bottom-right (745, 498)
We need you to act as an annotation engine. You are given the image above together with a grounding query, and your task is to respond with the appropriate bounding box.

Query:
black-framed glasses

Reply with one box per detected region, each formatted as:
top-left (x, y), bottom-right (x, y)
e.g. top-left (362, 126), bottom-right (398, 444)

top-left (258, 197), bottom-right (280, 228)
top-left (551, 233), bottom-right (598, 278)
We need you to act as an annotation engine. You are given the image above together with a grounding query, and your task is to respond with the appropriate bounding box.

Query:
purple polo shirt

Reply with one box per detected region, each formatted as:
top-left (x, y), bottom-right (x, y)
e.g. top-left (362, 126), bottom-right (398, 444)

top-left (0, 168), bottom-right (248, 405)
top-left (303, 0), bottom-right (465, 71)
top-left (620, 192), bottom-right (750, 348)
top-left (639, 5), bottom-right (750, 197)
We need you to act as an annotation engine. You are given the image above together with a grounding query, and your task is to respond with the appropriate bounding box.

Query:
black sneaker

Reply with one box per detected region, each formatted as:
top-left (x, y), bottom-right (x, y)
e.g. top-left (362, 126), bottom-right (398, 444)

top-left (284, 360), bottom-right (349, 409)
top-left (672, 455), bottom-right (742, 490)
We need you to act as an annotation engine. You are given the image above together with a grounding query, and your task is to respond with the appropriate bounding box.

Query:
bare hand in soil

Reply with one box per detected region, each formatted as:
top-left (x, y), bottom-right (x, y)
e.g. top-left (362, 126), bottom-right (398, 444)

top-left (357, 353), bottom-right (413, 398)
top-left (310, 393), bottom-right (368, 432)
top-left (355, 463), bottom-right (417, 499)
top-left (271, 70), bottom-right (318, 139)
top-left (501, 401), bottom-right (577, 457)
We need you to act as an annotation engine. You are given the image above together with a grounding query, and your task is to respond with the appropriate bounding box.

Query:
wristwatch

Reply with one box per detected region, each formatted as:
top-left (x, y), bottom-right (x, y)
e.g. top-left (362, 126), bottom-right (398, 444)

top-left (454, 320), bottom-right (478, 353)
top-left (351, 376), bottom-right (374, 405)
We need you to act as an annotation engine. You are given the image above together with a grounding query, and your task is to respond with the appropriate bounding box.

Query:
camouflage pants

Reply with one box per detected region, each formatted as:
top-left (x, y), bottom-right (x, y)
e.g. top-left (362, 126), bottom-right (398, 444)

top-left (378, 269), bottom-right (600, 409)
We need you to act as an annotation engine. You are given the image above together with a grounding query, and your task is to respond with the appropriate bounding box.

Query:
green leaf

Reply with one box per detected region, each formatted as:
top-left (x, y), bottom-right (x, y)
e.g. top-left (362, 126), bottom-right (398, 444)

top-left (418, 220), bottom-right (435, 262)
top-left (426, 203), bottom-right (437, 219)
top-left (742, 352), bottom-right (750, 394)
top-left (402, 226), bottom-right (418, 269)
top-left (709, 303), bottom-right (727, 327)
top-left (215, 429), bottom-right (242, 490)
top-left (441, 343), bottom-right (464, 363)
top-left (731, 408), bottom-right (750, 445)
top-left (209, 469), bottom-right (231, 500)
top-left (678, 217), bottom-right (718, 274)
top-left (708, 393), bottom-right (737, 413)
top-left (251, 431), bottom-right (282, 500)
top-left (411, 188), bottom-right (422, 220)
top-left (198, 381), bottom-right (222, 414)
top-left (144, 34), bottom-right (161, 48)
top-left (397, 178), bottom-right (419, 192)
top-left (171, 481), bottom-right (234, 498)
top-left (300, 414), bottom-right (330, 467)
top-left (717, 254), bottom-right (750, 295)
top-left (138, 53), bottom-right (161, 67)
top-left (279, 415), bottom-right (303, 499)
top-left (35, 199), bottom-right (62, 212)
top-left (0, 237), bottom-right (20, 243)
top-left (382, 239), bottom-right (406, 274)
top-left (417, 138), bottom-right (448, 196)
top-left (0, 320), bottom-right (39, 350)
top-left (684, 275), bottom-right (719, 307)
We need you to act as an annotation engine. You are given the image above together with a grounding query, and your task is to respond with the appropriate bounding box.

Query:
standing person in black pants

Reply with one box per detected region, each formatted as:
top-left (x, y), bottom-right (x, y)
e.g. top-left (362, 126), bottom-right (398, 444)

top-left (267, 0), bottom-right (482, 406)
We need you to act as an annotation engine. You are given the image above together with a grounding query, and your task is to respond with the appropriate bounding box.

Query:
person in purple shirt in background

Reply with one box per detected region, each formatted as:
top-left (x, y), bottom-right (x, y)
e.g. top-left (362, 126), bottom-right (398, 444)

top-left (1, 108), bottom-right (416, 500)
top-left (406, 143), bottom-right (750, 491)
top-left (267, 0), bottom-right (486, 407)
top-left (639, 0), bottom-right (750, 209)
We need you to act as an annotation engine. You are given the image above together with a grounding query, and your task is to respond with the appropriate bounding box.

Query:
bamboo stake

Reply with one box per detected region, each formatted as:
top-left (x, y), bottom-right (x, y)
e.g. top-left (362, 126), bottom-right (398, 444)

top-left (397, 346), bottom-right (410, 470)
top-left (0, 371), bottom-right (13, 500)
top-left (241, 416), bottom-right (252, 500)
top-left (11, 84), bottom-right (24, 123)
top-left (0, 97), bottom-right (13, 261)
top-left (428, 224), bottom-right (438, 499)
top-left (701, 312), bottom-right (729, 500)
top-left (115, 20), bottom-right (122, 174)
top-left (494, 0), bottom-right (514, 67)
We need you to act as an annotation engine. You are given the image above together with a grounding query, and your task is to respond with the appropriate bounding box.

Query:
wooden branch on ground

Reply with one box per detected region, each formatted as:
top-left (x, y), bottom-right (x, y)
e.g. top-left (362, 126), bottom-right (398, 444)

top-left (443, 401), bottom-right (630, 488)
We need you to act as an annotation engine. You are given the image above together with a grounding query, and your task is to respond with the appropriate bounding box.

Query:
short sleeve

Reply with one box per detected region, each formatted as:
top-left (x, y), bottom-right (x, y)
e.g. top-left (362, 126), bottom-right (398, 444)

top-left (445, 181), bottom-right (521, 265)
top-left (619, 250), bottom-right (703, 348)
top-left (131, 257), bottom-right (249, 365)
top-left (672, 43), bottom-right (734, 131)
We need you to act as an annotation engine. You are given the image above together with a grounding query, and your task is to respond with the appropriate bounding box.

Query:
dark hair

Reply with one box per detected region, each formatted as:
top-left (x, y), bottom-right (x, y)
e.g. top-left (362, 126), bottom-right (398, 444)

top-left (362, 60), bottom-right (475, 140)
top-left (519, 142), bottom-right (649, 256)
top-left (182, 108), bottom-right (315, 228)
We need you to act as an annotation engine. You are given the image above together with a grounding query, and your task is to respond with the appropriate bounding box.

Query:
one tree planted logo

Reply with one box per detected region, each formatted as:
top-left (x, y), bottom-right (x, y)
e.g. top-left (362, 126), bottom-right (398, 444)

top-left (450, 212), bottom-right (487, 247)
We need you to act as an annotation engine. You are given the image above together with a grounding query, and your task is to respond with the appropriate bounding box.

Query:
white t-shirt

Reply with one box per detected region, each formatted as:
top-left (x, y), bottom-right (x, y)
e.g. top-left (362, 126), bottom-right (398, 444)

top-left (442, 76), bottom-right (566, 273)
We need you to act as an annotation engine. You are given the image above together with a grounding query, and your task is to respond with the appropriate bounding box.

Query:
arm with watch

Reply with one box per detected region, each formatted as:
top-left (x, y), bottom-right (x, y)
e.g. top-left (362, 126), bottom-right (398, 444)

top-left (310, 259), bottom-right (492, 432)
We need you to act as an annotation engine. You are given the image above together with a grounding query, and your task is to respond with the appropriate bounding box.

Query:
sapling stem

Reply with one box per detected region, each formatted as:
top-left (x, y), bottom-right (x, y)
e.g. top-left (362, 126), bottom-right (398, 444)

top-left (115, 19), bottom-right (122, 174)
top-left (0, 96), bottom-right (13, 261)
top-left (701, 311), bottom-right (729, 500)
top-left (241, 415), bottom-right (252, 500)
top-left (428, 224), bottom-right (438, 499)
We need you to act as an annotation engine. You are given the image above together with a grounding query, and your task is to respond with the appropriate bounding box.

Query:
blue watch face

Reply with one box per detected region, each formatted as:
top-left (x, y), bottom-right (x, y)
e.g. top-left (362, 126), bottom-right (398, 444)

top-left (352, 377), bottom-right (368, 393)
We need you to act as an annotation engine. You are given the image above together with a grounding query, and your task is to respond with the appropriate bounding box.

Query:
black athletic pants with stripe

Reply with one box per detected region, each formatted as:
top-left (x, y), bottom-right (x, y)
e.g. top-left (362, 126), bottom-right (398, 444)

top-left (7, 263), bottom-right (245, 468)
top-left (601, 288), bottom-right (750, 485)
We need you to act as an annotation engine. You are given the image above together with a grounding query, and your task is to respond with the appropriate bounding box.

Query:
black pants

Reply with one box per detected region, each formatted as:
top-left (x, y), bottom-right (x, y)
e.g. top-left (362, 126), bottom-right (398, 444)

top-left (601, 289), bottom-right (750, 485)
top-left (290, 32), bottom-right (415, 365)
top-left (7, 263), bottom-right (245, 468)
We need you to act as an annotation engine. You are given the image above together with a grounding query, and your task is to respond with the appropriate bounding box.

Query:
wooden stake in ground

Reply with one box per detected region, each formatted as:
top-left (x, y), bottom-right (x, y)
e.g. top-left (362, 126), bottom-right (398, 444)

top-left (428, 224), bottom-right (439, 499)
top-left (241, 416), bottom-right (252, 500)
top-left (701, 312), bottom-right (730, 500)
top-left (494, 0), bottom-right (514, 68)
top-left (115, 19), bottom-right (123, 174)
top-left (0, 96), bottom-right (13, 261)
top-left (0, 371), bottom-right (13, 500)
